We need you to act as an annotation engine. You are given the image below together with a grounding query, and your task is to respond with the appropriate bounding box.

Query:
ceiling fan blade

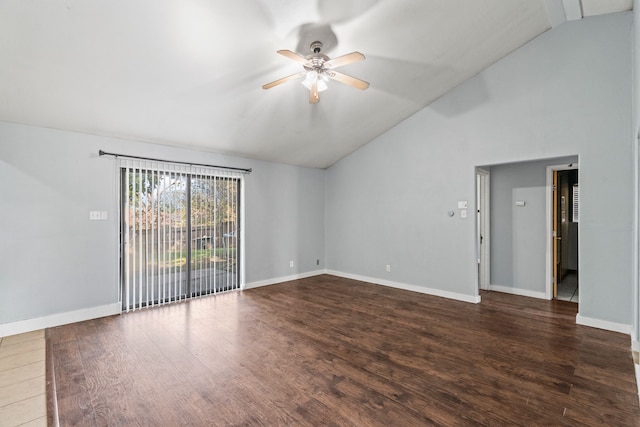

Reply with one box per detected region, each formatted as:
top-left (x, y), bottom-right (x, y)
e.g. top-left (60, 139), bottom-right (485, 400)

top-left (327, 71), bottom-right (370, 90)
top-left (277, 50), bottom-right (310, 66)
top-left (324, 51), bottom-right (366, 69)
top-left (262, 71), bottom-right (306, 90)
top-left (309, 82), bottom-right (320, 104)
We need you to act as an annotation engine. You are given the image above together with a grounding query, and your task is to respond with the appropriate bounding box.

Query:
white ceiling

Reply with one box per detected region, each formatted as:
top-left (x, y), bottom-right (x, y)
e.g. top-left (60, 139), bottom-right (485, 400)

top-left (0, 0), bottom-right (632, 168)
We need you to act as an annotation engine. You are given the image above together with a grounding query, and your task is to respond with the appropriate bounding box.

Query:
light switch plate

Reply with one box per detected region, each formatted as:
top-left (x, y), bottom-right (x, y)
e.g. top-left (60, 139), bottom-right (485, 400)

top-left (457, 201), bottom-right (468, 209)
top-left (460, 209), bottom-right (467, 219)
top-left (89, 211), bottom-right (101, 220)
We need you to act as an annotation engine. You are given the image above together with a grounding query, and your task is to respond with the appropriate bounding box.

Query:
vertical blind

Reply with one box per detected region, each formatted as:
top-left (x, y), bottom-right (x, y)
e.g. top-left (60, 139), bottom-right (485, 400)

top-left (572, 184), bottom-right (579, 223)
top-left (120, 159), bottom-right (243, 311)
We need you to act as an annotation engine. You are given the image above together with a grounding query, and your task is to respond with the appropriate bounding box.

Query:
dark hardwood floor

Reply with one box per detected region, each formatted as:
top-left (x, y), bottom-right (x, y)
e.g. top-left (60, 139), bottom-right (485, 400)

top-left (47, 275), bottom-right (640, 426)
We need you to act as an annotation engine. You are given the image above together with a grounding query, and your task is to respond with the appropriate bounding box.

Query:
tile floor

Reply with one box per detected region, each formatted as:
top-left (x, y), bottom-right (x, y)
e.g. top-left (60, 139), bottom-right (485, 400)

top-left (557, 272), bottom-right (579, 303)
top-left (0, 330), bottom-right (46, 427)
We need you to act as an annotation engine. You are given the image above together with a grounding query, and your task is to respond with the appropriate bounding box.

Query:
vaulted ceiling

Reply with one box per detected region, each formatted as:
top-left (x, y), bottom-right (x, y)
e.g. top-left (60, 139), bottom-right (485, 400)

top-left (0, 0), bottom-right (632, 168)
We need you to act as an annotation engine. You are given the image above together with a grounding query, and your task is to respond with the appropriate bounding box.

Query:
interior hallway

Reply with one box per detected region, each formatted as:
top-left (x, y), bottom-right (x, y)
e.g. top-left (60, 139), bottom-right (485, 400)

top-left (557, 272), bottom-right (579, 303)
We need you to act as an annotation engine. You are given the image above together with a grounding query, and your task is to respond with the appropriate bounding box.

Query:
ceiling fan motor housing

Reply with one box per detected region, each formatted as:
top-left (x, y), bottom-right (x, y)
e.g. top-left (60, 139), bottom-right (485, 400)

top-left (304, 55), bottom-right (330, 72)
top-left (304, 41), bottom-right (332, 73)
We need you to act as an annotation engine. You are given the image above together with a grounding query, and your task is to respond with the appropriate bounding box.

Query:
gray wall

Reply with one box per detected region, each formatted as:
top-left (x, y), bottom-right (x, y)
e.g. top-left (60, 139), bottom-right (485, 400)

top-left (489, 157), bottom-right (577, 294)
top-left (0, 122), bottom-right (325, 325)
top-left (0, 11), bottom-right (635, 331)
top-left (326, 13), bottom-right (633, 324)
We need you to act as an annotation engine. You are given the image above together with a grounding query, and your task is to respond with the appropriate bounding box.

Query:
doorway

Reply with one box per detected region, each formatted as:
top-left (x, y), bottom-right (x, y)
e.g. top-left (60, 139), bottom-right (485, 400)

top-left (547, 164), bottom-right (579, 302)
top-left (476, 169), bottom-right (490, 291)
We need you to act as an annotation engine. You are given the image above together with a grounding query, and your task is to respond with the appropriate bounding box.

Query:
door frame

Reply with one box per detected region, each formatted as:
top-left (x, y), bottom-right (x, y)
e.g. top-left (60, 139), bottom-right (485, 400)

top-left (545, 162), bottom-right (579, 300)
top-left (476, 168), bottom-right (491, 291)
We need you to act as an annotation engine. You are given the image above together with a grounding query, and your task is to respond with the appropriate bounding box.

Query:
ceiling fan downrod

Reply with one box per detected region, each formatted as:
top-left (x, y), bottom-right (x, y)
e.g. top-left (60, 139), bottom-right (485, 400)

top-left (310, 41), bottom-right (323, 54)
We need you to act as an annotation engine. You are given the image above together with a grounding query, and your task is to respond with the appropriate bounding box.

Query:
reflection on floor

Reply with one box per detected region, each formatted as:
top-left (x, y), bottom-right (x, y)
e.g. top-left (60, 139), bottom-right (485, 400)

top-left (557, 272), bottom-right (578, 303)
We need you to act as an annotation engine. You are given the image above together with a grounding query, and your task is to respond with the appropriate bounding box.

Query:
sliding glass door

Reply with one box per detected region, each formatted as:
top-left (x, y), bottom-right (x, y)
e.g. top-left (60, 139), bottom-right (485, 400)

top-left (121, 163), bottom-right (241, 311)
top-left (190, 174), bottom-right (239, 295)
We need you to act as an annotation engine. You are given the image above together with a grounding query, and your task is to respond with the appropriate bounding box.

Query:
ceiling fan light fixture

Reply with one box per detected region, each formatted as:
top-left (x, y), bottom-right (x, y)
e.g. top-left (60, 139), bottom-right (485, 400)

top-left (262, 43), bottom-right (368, 103)
top-left (302, 70), bottom-right (328, 92)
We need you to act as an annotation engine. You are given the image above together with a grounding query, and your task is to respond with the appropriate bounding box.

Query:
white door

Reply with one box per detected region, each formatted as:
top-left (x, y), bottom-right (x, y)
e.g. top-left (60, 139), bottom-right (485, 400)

top-left (476, 169), bottom-right (490, 291)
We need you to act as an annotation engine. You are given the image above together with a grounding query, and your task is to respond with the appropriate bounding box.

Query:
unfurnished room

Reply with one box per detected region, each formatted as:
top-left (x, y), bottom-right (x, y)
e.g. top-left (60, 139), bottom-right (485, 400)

top-left (2, 0), bottom-right (640, 425)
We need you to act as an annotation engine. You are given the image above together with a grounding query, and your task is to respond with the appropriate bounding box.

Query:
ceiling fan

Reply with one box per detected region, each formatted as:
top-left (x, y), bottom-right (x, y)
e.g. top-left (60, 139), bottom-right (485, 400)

top-left (262, 41), bottom-right (369, 104)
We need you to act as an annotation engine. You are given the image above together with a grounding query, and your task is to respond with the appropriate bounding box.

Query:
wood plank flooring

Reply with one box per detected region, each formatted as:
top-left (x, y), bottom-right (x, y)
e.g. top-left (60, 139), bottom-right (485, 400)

top-left (47, 275), bottom-right (640, 426)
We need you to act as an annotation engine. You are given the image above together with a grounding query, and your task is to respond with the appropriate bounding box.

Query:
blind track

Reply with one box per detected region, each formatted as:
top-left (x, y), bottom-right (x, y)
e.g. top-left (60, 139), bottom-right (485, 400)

top-left (99, 150), bottom-right (252, 174)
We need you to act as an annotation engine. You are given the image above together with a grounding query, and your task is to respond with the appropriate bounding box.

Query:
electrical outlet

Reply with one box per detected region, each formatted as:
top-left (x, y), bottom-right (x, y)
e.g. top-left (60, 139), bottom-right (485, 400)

top-left (290, 260), bottom-right (294, 268)
top-left (386, 264), bottom-right (391, 272)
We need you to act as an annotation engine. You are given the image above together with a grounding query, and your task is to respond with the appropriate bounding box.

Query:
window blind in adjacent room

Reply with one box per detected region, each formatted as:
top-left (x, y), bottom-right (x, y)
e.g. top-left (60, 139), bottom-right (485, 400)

top-left (572, 184), bottom-right (579, 223)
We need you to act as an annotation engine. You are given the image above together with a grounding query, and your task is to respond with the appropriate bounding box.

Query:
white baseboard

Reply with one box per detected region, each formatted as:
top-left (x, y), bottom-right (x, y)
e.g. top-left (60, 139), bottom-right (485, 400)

top-left (11, 274), bottom-right (631, 339)
top-left (326, 270), bottom-right (481, 304)
top-left (244, 270), bottom-right (326, 290)
top-left (245, 269), bottom-right (481, 304)
top-left (489, 284), bottom-right (546, 300)
top-left (576, 313), bottom-right (632, 335)
top-left (0, 303), bottom-right (121, 338)
top-left (633, 340), bottom-right (640, 352)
